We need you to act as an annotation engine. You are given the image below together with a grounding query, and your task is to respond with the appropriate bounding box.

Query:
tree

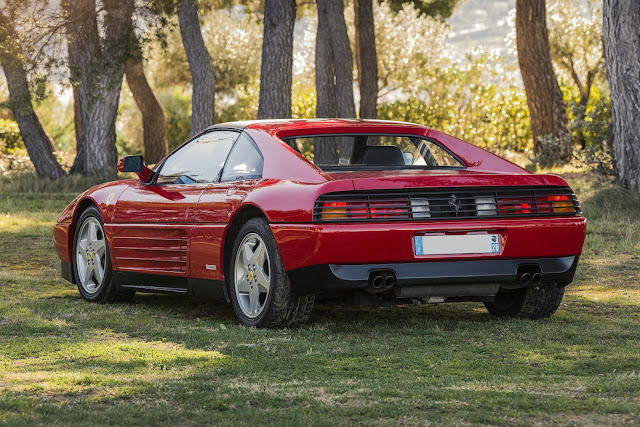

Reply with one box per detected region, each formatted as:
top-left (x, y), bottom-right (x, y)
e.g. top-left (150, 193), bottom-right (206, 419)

top-left (125, 33), bottom-right (168, 164)
top-left (63, 0), bottom-right (135, 177)
top-left (548, 0), bottom-right (605, 148)
top-left (179, 0), bottom-right (216, 135)
top-left (603, 0), bottom-right (640, 191)
top-left (354, 0), bottom-right (378, 119)
top-left (315, 0), bottom-right (356, 118)
top-left (0, 11), bottom-right (65, 179)
top-left (516, 0), bottom-right (569, 155)
top-left (258, 0), bottom-right (297, 119)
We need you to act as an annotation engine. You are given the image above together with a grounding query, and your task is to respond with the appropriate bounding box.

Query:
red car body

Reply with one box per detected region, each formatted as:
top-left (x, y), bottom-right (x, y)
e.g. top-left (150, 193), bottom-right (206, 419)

top-left (54, 119), bottom-right (586, 325)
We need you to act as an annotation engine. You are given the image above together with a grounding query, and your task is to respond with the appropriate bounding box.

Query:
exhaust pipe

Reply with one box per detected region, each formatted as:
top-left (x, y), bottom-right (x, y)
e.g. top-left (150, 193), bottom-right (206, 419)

top-left (519, 272), bottom-right (531, 286)
top-left (531, 272), bottom-right (543, 286)
top-left (384, 275), bottom-right (396, 289)
top-left (372, 275), bottom-right (384, 289)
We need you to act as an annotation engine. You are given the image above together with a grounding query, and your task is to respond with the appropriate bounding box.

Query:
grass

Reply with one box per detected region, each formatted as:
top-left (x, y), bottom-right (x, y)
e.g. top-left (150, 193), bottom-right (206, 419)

top-left (0, 172), bottom-right (639, 426)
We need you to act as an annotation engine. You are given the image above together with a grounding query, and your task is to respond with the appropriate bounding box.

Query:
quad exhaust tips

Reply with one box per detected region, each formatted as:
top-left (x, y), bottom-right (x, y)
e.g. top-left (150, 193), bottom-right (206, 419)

top-left (369, 270), bottom-right (397, 290)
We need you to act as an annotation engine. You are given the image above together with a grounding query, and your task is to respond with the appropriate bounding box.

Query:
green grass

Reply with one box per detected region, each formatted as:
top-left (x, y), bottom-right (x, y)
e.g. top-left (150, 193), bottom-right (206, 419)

top-left (1, 172), bottom-right (639, 425)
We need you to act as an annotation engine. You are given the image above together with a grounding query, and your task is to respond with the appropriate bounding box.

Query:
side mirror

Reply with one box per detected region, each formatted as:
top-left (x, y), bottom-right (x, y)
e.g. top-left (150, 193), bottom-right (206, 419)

top-left (118, 155), bottom-right (152, 182)
top-left (118, 155), bottom-right (143, 173)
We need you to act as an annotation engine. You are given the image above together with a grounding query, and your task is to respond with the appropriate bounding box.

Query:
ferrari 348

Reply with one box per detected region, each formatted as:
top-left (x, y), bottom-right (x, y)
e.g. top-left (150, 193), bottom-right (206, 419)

top-left (53, 119), bottom-right (587, 327)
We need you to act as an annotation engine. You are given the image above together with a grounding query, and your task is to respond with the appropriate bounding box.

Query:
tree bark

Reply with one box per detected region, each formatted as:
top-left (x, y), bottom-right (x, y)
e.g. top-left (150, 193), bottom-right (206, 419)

top-left (64, 0), bottom-right (134, 178)
top-left (516, 0), bottom-right (569, 154)
top-left (125, 45), bottom-right (168, 164)
top-left (179, 0), bottom-right (216, 135)
top-left (604, 0), bottom-right (640, 191)
top-left (355, 0), bottom-right (378, 119)
top-left (316, 0), bottom-right (356, 119)
top-left (258, 0), bottom-right (296, 119)
top-left (0, 12), bottom-right (65, 179)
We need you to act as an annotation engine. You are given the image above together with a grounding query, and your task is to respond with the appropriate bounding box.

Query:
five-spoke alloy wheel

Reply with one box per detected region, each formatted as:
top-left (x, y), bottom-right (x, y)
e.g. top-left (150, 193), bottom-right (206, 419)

top-left (73, 206), bottom-right (134, 303)
top-left (76, 216), bottom-right (107, 295)
top-left (234, 232), bottom-right (271, 318)
top-left (230, 218), bottom-right (314, 328)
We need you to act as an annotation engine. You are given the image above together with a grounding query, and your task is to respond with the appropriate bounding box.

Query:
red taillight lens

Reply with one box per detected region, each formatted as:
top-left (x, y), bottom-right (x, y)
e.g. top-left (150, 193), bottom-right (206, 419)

top-left (537, 195), bottom-right (574, 213)
top-left (498, 198), bottom-right (534, 215)
top-left (320, 201), bottom-right (368, 220)
top-left (369, 201), bottom-right (410, 219)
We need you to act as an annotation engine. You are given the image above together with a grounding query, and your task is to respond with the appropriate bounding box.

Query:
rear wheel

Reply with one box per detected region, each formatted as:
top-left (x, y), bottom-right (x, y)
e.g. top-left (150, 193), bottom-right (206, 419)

top-left (484, 282), bottom-right (565, 319)
top-left (230, 218), bottom-right (314, 328)
top-left (73, 206), bottom-right (134, 303)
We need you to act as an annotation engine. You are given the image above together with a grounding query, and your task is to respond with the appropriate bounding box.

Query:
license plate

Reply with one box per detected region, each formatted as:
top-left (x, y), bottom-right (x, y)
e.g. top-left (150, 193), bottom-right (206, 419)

top-left (414, 233), bottom-right (501, 256)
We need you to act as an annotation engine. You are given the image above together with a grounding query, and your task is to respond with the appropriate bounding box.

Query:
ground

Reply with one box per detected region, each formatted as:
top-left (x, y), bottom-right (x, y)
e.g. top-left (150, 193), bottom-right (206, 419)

top-left (0, 172), bottom-right (639, 425)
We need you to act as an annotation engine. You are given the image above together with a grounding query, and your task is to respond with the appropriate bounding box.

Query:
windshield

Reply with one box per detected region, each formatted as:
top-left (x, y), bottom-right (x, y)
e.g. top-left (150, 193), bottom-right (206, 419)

top-left (284, 135), bottom-right (464, 171)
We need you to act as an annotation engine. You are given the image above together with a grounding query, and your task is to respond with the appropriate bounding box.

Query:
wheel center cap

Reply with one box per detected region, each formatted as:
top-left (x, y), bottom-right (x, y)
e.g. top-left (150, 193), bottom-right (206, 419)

top-left (88, 251), bottom-right (93, 261)
top-left (248, 271), bottom-right (254, 282)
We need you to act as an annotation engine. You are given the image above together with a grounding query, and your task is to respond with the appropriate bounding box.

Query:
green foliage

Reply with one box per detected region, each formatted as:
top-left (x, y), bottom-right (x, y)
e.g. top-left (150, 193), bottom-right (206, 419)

top-left (378, 51), bottom-right (533, 156)
top-left (150, 10), bottom-right (262, 96)
top-left (386, 0), bottom-right (461, 19)
top-left (530, 134), bottom-right (573, 168)
top-left (291, 84), bottom-right (317, 119)
top-left (158, 88), bottom-right (192, 152)
top-left (0, 119), bottom-right (23, 154)
top-left (548, 0), bottom-right (605, 93)
top-left (564, 87), bottom-right (613, 147)
top-left (573, 142), bottom-right (615, 176)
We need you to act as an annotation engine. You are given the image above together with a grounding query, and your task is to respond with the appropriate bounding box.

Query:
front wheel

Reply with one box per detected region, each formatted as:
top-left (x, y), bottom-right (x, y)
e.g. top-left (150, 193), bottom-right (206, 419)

top-left (229, 218), bottom-right (313, 328)
top-left (73, 206), bottom-right (134, 303)
top-left (484, 282), bottom-right (565, 319)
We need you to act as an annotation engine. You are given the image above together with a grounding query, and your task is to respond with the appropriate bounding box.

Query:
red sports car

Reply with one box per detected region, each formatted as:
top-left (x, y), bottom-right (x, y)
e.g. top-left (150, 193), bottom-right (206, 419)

top-left (53, 119), bottom-right (587, 327)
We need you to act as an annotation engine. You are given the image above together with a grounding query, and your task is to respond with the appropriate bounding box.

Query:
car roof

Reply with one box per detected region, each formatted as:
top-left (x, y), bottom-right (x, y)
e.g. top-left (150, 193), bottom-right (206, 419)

top-left (204, 119), bottom-right (430, 136)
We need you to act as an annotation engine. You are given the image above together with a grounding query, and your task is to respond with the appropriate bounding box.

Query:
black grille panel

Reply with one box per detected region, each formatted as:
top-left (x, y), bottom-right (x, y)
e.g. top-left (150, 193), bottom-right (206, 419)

top-left (314, 186), bottom-right (581, 222)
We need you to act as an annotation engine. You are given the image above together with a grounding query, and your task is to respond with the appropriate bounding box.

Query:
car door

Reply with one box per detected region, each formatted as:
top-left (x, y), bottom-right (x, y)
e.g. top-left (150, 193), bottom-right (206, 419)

top-left (190, 132), bottom-right (265, 297)
top-left (110, 130), bottom-right (239, 292)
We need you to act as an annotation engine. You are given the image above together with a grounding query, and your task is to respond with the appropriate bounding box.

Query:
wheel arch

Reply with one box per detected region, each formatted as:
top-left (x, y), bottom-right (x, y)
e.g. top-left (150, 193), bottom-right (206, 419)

top-left (64, 198), bottom-right (100, 265)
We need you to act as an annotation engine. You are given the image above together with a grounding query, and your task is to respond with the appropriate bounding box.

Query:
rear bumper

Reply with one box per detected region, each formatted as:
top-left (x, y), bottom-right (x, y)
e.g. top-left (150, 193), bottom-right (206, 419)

top-left (289, 256), bottom-right (579, 295)
top-left (271, 216), bottom-right (587, 271)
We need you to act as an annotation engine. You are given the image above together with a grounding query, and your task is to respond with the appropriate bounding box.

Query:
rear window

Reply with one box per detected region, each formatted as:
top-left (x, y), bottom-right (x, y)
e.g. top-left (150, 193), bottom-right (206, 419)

top-left (284, 135), bottom-right (464, 170)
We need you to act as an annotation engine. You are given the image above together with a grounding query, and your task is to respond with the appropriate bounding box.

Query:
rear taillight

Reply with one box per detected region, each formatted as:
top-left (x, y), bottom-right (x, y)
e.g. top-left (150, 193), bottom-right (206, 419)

top-left (498, 197), bottom-right (534, 215)
top-left (537, 195), bottom-right (575, 213)
top-left (369, 201), bottom-right (410, 219)
top-left (320, 201), bottom-right (368, 220)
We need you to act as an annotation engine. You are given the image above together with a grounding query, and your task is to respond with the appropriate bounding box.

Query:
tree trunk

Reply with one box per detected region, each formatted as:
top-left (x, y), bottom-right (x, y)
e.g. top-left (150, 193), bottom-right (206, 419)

top-left (64, 0), bottom-right (133, 178)
top-left (316, 0), bottom-right (356, 119)
top-left (516, 0), bottom-right (569, 154)
top-left (315, 4), bottom-right (337, 119)
top-left (125, 45), bottom-right (168, 164)
top-left (179, 0), bottom-right (216, 135)
top-left (604, 0), bottom-right (640, 191)
top-left (258, 0), bottom-right (296, 119)
top-left (0, 13), bottom-right (65, 179)
top-left (355, 0), bottom-right (378, 119)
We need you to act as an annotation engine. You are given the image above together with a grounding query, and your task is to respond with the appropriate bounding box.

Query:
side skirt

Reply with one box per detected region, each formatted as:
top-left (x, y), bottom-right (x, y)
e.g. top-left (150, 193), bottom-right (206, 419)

top-left (114, 271), bottom-right (226, 302)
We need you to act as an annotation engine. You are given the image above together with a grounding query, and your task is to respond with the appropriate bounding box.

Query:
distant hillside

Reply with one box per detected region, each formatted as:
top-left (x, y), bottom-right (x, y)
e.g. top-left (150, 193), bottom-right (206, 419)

top-left (446, 0), bottom-right (516, 61)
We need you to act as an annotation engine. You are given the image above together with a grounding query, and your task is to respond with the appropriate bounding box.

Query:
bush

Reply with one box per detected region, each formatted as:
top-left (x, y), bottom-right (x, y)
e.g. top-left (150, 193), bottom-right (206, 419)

top-left (531, 134), bottom-right (573, 168)
top-left (572, 142), bottom-right (615, 176)
top-left (0, 119), bottom-right (23, 153)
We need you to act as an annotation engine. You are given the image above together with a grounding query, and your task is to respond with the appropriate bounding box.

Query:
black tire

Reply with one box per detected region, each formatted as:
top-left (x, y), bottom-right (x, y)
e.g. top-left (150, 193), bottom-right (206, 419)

top-left (484, 282), bottom-right (565, 319)
top-left (229, 218), bottom-right (314, 328)
top-left (72, 206), bottom-right (135, 303)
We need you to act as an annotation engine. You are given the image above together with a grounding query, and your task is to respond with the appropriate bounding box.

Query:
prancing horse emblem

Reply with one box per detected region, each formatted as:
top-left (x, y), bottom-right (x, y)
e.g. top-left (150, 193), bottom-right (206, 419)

top-left (448, 194), bottom-right (461, 213)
